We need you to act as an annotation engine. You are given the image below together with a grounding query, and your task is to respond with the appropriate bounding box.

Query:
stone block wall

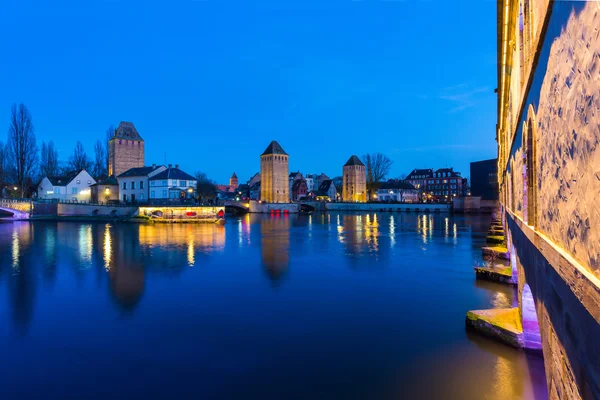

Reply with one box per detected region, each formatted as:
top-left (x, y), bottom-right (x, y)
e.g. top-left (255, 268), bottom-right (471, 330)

top-left (507, 213), bottom-right (600, 399)
top-left (108, 139), bottom-right (145, 177)
top-left (504, 1), bottom-right (600, 277)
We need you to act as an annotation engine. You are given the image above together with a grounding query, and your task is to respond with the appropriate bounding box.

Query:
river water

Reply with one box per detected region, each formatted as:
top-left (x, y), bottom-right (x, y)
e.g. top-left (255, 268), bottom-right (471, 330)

top-left (0, 213), bottom-right (547, 399)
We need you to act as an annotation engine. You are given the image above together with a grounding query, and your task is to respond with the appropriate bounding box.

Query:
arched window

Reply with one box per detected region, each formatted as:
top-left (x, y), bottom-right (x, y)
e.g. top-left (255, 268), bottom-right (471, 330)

top-left (524, 105), bottom-right (537, 227)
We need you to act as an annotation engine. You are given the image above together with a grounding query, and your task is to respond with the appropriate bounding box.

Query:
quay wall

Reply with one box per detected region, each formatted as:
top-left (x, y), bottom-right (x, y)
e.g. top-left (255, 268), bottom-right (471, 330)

top-left (249, 201), bottom-right (300, 214)
top-left (57, 203), bottom-right (138, 217)
top-left (324, 202), bottom-right (450, 213)
top-left (507, 211), bottom-right (600, 399)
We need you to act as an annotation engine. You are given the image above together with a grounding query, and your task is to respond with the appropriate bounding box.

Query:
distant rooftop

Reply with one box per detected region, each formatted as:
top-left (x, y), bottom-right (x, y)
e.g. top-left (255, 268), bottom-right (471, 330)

top-left (113, 121), bottom-right (144, 141)
top-left (344, 155), bottom-right (365, 167)
top-left (261, 141), bottom-right (287, 156)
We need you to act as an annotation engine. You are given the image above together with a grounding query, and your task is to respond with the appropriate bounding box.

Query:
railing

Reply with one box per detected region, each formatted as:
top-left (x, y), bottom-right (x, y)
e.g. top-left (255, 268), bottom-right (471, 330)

top-left (0, 198), bottom-right (32, 213)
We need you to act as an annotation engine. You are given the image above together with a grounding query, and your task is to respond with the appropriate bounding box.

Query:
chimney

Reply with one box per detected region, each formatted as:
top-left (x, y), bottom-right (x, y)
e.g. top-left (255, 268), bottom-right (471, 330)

top-left (152, 164), bottom-right (156, 168)
top-left (175, 164), bottom-right (179, 169)
top-left (168, 164), bottom-right (172, 168)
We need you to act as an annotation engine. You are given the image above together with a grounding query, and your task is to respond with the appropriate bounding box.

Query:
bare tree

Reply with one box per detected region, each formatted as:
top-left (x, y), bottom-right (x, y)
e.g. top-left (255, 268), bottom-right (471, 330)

top-left (362, 152), bottom-right (393, 199)
top-left (40, 141), bottom-right (48, 178)
top-left (0, 141), bottom-right (6, 185)
top-left (93, 140), bottom-right (107, 179)
top-left (47, 141), bottom-right (59, 176)
top-left (69, 141), bottom-right (91, 172)
top-left (195, 171), bottom-right (217, 201)
top-left (105, 125), bottom-right (115, 172)
top-left (7, 103), bottom-right (38, 197)
top-left (39, 140), bottom-right (59, 179)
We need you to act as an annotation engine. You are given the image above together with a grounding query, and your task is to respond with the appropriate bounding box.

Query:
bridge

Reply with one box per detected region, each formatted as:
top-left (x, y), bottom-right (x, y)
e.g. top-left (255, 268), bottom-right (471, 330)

top-left (223, 201), bottom-right (250, 213)
top-left (488, 0), bottom-right (600, 397)
top-left (0, 199), bottom-right (32, 220)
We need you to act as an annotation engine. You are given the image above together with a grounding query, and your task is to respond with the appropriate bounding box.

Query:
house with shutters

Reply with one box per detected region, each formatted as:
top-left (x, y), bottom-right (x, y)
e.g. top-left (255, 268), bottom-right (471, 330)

top-left (37, 169), bottom-right (96, 202)
top-left (148, 165), bottom-right (197, 203)
top-left (117, 164), bottom-right (166, 203)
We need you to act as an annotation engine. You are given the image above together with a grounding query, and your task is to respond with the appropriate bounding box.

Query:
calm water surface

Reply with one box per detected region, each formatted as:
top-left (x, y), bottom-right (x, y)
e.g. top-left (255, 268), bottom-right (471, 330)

top-left (0, 213), bottom-right (547, 399)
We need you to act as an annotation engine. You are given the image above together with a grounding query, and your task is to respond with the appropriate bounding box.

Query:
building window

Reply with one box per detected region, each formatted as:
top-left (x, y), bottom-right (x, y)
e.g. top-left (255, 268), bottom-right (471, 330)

top-left (76, 180), bottom-right (81, 184)
top-left (122, 182), bottom-right (126, 189)
top-left (123, 194), bottom-right (127, 202)
top-left (150, 191), bottom-right (155, 199)
top-left (162, 190), bottom-right (167, 198)
top-left (180, 180), bottom-right (186, 187)
top-left (162, 180), bottom-right (167, 186)
top-left (140, 181), bottom-right (144, 189)
top-left (131, 182), bottom-right (135, 189)
top-left (140, 194), bottom-right (145, 200)
top-left (151, 181), bottom-right (155, 187)
top-left (72, 188), bottom-right (78, 194)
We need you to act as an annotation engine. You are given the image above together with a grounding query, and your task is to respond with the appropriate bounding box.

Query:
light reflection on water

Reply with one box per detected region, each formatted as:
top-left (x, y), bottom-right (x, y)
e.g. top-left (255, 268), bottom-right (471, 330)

top-left (0, 213), bottom-right (547, 400)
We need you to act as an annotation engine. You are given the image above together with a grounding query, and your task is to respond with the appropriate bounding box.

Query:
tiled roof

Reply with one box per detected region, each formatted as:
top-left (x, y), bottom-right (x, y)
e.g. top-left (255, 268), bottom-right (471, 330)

top-left (261, 141), bottom-right (287, 155)
top-left (407, 168), bottom-right (433, 178)
top-left (113, 121), bottom-right (143, 141)
top-left (292, 180), bottom-right (307, 191)
top-left (379, 180), bottom-right (417, 190)
top-left (149, 167), bottom-right (196, 181)
top-left (91, 176), bottom-right (119, 186)
top-left (344, 155), bottom-right (365, 167)
top-left (47, 173), bottom-right (77, 186)
top-left (118, 166), bottom-right (163, 178)
top-left (318, 179), bottom-right (334, 192)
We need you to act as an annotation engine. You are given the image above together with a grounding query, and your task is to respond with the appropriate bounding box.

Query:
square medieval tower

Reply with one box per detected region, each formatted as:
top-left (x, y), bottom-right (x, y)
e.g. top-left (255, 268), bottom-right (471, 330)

top-left (342, 155), bottom-right (367, 202)
top-left (260, 141), bottom-right (289, 203)
top-left (108, 122), bottom-right (145, 177)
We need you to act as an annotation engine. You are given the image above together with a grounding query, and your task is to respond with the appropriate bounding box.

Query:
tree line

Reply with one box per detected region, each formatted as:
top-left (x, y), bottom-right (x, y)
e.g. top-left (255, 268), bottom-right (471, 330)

top-left (0, 103), bottom-right (115, 197)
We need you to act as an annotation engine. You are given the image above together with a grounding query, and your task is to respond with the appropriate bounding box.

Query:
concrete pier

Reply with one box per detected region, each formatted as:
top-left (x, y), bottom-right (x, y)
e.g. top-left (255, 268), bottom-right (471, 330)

top-left (466, 308), bottom-right (524, 349)
top-left (474, 265), bottom-right (516, 285)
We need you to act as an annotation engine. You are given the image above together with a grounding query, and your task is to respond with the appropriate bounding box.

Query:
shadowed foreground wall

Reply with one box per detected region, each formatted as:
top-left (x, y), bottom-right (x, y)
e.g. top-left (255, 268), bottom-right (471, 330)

top-left (499, 0), bottom-right (600, 397)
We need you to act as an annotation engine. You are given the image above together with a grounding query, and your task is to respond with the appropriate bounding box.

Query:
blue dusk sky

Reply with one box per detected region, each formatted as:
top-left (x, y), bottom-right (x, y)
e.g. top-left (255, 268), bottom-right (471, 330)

top-left (1, 0), bottom-right (497, 184)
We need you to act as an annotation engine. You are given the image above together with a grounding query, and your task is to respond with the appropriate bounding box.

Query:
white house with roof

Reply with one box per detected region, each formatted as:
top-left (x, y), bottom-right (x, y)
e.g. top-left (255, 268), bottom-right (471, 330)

top-left (314, 179), bottom-right (337, 201)
top-left (376, 180), bottom-right (419, 203)
top-left (148, 165), bottom-right (197, 202)
top-left (117, 164), bottom-right (166, 203)
top-left (37, 170), bottom-right (96, 202)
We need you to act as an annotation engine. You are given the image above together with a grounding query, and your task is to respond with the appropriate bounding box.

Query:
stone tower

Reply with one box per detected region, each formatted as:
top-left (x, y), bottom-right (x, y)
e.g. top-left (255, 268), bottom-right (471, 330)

top-left (108, 122), bottom-right (145, 177)
top-left (342, 155), bottom-right (367, 202)
top-left (260, 141), bottom-right (289, 203)
top-left (230, 172), bottom-right (239, 189)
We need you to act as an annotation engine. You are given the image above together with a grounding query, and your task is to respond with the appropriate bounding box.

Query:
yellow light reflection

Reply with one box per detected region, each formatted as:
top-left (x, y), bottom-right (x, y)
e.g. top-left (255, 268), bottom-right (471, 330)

top-left (104, 224), bottom-right (112, 271)
top-left (390, 215), bottom-right (396, 247)
top-left (11, 229), bottom-right (19, 270)
top-left (187, 233), bottom-right (195, 267)
top-left (79, 225), bottom-right (93, 265)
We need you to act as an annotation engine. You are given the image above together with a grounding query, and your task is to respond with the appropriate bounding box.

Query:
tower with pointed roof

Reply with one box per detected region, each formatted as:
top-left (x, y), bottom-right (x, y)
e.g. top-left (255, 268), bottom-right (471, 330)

top-left (260, 141), bottom-right (289, 203)
top-left (229, 172), bottom-right (239, 190)
top-left (342, 155), bottom-right (366, 202)
top-left (108, 121), bottom-right (145, 177)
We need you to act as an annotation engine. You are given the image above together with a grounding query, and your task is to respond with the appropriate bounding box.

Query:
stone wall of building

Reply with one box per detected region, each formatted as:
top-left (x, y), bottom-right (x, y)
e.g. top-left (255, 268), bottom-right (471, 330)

top-left (342, 164), bottom-right (366, 202)
top-left (109, 139), bottom-right (145, 177)
top-left (260, 154), bottom-right (289, 203)
top-left (504, 1), bottom-right (600, 277)
top-left (507, 214), bottom-right (600, 399)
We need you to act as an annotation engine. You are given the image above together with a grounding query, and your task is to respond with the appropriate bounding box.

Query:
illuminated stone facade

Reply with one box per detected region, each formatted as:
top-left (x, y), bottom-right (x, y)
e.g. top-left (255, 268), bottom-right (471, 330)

top-left (108, 122), bottom-right (145, 177)
top-left (342, 155), bottom-right (366, 202)
top-left (229, 172), bottom-right (238, 190)
top-left (497, 1), bottom-right (600, 398)
top-left (260, 141), bottom-right (289, 203)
